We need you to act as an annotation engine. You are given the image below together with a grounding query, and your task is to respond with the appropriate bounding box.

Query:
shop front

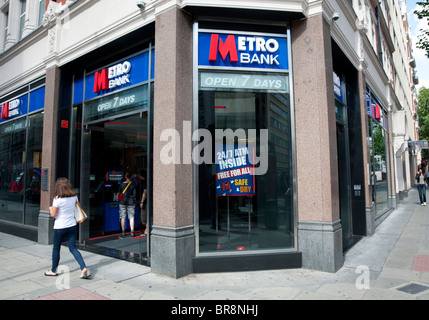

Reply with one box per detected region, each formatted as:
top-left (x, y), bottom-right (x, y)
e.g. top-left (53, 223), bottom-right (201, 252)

top-left (193, 22), bottom-right (301, 272)
top-left (0, 0), bottom-right (412, 279)
top-left (0, 79), bottom-right (45, 239)
top-left (56, 37), bottom-right (155, 263)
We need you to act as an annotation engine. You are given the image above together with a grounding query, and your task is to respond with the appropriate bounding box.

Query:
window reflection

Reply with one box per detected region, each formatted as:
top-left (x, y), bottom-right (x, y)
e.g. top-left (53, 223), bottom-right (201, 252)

top-left (0, 118), bottom-right (27, 224)
top-left (24, 112), bottom-right (43, 226)
top-left (370, 120), bottom-right (389, 215)
top-left (198, 73), bottom-right (294, 253)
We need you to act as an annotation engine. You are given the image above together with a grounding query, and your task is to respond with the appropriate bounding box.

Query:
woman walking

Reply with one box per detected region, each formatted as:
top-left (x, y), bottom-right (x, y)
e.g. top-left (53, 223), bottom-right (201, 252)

top-left (44, 177), bottom-right (89, 279)
top-left (416, 168), bottom-right (427, 206)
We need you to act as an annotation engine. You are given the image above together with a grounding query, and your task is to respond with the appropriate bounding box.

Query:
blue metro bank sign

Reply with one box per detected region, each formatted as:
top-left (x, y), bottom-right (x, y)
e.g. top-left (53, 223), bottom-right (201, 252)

top-left (198, 31), bottom-right (288, 70)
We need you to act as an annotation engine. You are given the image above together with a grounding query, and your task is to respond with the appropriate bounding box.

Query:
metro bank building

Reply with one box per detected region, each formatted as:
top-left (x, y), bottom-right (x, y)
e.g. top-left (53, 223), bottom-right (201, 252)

top-left (0, 0), bottom-right (401, 278)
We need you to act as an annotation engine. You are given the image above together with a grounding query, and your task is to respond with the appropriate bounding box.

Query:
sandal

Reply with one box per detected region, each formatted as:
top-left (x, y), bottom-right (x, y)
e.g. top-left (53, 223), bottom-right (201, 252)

top-left (44, 270), bottom-right (58, 277)
top-left (80, 268), bottom-right (91, 279)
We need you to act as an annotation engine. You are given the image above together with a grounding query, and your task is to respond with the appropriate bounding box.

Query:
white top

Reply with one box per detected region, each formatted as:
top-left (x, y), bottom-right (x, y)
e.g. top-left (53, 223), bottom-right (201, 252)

top-left (52, 196), bottom-right (78, 229)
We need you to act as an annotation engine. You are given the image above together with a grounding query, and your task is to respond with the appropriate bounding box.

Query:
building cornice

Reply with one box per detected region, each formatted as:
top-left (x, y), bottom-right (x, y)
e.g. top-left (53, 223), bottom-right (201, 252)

top-left (0, 26), bottom-right (47, 96)
top-left (179, 0), bottom-right (306, 15)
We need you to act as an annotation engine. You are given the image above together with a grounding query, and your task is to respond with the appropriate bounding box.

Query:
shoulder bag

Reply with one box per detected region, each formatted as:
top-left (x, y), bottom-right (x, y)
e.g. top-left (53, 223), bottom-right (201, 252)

top-left (74, 200), bottom-right (87, 223)
top-left (118, 182), bottom-right (132, 202)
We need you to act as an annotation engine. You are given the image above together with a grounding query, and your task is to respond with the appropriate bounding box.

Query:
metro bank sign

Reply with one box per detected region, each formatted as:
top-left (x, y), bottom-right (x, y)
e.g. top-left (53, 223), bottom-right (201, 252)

top-left (198, 31), bottom-right (288, 70)
top-left (85, 51), bottom-right (150, 101)
top-left (93, 61), bottom-right (132, 94)
top-left (0, 99), bottom-right (21, 120)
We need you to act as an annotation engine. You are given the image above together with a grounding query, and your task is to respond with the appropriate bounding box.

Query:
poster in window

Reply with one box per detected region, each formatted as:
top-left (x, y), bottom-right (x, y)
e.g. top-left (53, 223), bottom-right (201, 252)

top-left (215, 144), bottom-right (255, 196)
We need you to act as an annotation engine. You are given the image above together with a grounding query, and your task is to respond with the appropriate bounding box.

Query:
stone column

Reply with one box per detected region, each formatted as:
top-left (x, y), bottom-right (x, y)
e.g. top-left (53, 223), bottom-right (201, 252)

top-left (291, 15), bottom-right (343, 272)
top-left (150, 7), bottom-right (194, 278)
top-left (37, 66), bottom-right (60, 245)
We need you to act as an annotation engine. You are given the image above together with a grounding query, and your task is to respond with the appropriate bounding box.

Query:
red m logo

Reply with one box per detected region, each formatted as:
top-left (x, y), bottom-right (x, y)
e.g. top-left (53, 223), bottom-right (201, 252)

top-left (222, 181), bottom-right (231, 192)
top-left (1, 102), bottom-right (9, 119)
top-left (209, 34), bottom-right (238, 63)
top-left (93, 68), bottom-right (109, 93)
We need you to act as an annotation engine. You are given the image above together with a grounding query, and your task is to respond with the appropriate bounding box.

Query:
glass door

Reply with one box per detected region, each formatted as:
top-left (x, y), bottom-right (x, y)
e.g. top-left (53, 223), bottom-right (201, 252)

top-left (336, 122), bottom-right (353, 248)
top-left (81, 113), bottom-right (150, 262)
top-left (336, 101), bottom-right (353, 250)
top-left (368, 117), bottom-right (389, 216)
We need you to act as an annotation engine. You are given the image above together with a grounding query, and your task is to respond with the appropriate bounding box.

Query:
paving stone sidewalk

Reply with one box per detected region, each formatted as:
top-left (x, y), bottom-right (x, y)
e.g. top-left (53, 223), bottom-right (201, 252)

top-left (0, 188), bottom-right (429, 301)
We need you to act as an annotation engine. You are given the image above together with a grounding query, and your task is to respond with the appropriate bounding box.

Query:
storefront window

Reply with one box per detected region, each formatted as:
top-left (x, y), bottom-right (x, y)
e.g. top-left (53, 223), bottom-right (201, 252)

top-left (196, 27), bottom-right (294, 253)
top-left (24, 112), bottom-right (43, 226)
top-left (198, 82), bottom-right (294, 253)
top-left (0, 81), bottom-right (44, 226)
top-left (369, 119), bottom-right (389, 215)
top-left (367, 90), bottom-right (390, 216)
top-left (0, 117), bottom-right (27, 224)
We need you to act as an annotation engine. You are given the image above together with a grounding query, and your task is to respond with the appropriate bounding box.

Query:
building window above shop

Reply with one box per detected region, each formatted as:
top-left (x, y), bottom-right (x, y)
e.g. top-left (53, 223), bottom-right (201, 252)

top-left (38, 0), bottom-right (46, 26)
top-left (18, 0), bottom-right (26, 40)
top-left (1, 5), bottom-right (9, 51)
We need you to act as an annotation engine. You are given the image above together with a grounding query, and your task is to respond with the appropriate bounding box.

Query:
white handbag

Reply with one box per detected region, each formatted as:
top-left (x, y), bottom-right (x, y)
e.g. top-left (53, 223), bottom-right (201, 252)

top-left (74, 201), bottom-right (87, 223)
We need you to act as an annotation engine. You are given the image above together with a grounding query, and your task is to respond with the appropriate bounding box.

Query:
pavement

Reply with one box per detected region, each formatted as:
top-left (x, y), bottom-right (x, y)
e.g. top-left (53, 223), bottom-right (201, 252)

top-left (1, 187), bottom-right (429, 304)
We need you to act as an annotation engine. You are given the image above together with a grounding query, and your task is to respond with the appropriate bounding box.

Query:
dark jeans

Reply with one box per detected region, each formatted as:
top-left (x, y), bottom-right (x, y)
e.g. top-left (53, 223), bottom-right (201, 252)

top-left (417, 184), bottom-right (427, 204)
top-left (52, 225), bottom-right (86, 273)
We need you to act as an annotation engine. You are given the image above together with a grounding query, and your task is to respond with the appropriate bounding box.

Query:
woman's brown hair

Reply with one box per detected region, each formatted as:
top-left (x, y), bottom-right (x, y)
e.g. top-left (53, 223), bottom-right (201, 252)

top-left (55, 177), bottom-right (76, 198)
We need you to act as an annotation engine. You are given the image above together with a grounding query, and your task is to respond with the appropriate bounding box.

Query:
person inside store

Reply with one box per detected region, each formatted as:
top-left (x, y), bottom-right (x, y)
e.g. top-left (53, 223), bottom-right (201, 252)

top-left (45, 177), bottom-right (89, 279)
top-left (119, 172), bottom-right (137, 237)
top-left (416, 168), bottom-right (427, 206)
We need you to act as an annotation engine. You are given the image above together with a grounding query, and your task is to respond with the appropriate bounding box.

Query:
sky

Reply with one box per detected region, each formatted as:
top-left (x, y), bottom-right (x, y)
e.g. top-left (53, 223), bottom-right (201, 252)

top-left (407, 0), bottom-right (429, 92)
